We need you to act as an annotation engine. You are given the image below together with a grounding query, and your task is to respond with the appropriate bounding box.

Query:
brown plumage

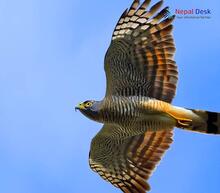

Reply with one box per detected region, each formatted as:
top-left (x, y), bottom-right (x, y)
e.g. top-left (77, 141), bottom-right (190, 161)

top-left (75, 0), bottom-right (220, 193)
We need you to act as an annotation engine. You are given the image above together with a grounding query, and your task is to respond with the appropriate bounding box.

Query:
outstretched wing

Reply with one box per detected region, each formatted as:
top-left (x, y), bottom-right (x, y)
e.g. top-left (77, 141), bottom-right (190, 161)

top-left (105, 0), bottom-right (178, 103)
top-left (89, 124), bottom-right (173, 193)
top-left (92, 1), bottom-right (176, 192)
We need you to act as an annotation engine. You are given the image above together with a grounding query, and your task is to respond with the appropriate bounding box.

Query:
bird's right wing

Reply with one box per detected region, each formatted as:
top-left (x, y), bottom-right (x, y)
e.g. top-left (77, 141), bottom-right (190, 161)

top-left (89, 124), bottom-right (173, 193)
top-left (104, 0), bottom-right (178, 103)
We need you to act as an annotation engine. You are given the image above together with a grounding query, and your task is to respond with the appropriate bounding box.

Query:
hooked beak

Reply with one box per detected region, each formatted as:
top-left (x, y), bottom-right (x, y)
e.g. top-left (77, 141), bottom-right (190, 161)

top-left (75, 106), bottom-right (80, 112)
top-left (75, 103), bottom-right (85, 112)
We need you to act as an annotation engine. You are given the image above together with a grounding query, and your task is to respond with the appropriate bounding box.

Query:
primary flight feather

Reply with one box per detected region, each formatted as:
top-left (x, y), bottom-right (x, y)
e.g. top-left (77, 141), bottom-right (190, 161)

top-left (76, 0), bottom-right (220, 192)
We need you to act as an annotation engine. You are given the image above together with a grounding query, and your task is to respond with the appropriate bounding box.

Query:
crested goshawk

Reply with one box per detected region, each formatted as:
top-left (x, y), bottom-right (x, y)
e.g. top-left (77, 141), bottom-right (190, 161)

top-left (76, 0), bottom-right (220, 192)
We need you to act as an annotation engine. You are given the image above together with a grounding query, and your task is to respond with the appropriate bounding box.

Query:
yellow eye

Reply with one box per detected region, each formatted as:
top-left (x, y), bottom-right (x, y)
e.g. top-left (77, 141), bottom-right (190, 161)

top-left (85, 101), bottom-right (92, 108)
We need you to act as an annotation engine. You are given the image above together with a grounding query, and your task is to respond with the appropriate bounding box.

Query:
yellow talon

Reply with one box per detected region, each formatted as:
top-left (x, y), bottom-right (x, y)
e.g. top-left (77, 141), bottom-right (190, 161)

top-left (166, 112), bottom-right (192, 128)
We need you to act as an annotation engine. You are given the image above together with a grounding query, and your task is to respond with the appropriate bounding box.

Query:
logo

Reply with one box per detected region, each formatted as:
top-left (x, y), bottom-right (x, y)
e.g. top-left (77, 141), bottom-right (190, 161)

top-left (175, 9), bottom-right (212, 19)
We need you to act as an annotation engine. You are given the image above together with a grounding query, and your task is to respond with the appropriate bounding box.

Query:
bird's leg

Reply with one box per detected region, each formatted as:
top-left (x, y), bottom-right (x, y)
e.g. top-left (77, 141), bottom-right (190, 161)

top-left (168, 113), bottom-right (193, 128)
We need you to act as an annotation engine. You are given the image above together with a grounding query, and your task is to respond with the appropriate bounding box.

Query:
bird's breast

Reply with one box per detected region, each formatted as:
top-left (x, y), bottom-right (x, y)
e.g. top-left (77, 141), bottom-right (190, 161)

top-left (99, 96), bottom-right (176, 131)
top-left (100, 96), bottom-right (148, 124)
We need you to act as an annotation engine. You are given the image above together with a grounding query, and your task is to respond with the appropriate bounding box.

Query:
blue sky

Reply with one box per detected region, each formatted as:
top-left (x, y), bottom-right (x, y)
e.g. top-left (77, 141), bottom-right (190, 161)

top-left (0, 0), bottom-right (220, 193)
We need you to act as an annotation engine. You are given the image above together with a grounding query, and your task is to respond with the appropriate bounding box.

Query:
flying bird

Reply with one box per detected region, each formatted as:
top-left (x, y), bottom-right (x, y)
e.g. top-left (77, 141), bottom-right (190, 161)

top-left (76, 0), bottom-right (220, 192)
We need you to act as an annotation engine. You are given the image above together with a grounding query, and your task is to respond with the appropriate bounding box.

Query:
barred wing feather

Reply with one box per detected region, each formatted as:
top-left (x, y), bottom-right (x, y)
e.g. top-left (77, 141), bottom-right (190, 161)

top-left (105, 0), bottom-right (178, 103)
top-left (91, 1), bottom-right (177, 192)
top-left (89, 124), bottom-right (173, 193)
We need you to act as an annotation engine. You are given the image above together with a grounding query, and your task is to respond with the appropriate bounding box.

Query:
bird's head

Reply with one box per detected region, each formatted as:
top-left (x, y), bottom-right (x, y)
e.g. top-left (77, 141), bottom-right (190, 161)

top-left (75, 100), bottom-right (102, 121)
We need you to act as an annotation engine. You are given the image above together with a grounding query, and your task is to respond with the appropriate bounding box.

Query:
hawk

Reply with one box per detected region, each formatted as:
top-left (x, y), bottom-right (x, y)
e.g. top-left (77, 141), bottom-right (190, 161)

top-left (75, 0), bottom-right (220, 192)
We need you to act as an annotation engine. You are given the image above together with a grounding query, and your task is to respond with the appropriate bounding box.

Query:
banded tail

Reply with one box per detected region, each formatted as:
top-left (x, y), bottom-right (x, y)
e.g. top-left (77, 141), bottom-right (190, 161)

top-left (167, 106), bottom-right (220, 134)
top-left (188, 110), bottom-right (220, 134)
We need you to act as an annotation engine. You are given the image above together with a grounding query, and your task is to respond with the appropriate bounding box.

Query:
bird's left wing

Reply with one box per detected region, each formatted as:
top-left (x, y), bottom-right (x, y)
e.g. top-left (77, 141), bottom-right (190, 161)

top-left (104, 0), bottom-right (178, 103)
top-left (89, 124), bottom-right (173, 193)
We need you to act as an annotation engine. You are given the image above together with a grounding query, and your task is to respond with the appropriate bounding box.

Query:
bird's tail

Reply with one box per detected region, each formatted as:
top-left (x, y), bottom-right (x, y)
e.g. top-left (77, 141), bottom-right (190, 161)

top-left (167, 106), bottom-right (220, 134)
top-left (187, 109), bottom-right (220, 134)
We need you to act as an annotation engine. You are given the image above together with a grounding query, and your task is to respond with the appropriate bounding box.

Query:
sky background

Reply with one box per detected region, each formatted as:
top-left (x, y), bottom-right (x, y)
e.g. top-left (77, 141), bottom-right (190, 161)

top-left (0, 0), bottom-right (220, 193)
